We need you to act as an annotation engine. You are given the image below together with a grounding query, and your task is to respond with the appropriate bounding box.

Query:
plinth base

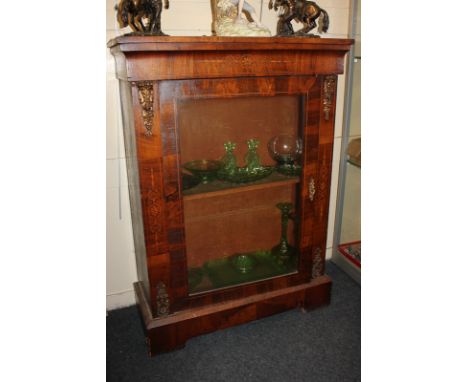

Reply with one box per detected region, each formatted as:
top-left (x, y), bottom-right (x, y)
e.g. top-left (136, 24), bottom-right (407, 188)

top-left (134, 276), bottom-right (332, 356)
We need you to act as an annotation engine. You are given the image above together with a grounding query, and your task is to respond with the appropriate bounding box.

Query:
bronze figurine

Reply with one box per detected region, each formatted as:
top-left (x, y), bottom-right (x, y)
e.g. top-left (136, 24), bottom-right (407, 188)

top-left (268, 0), bottom-right (329, 37)
top-left (116, 0), bottom-right (169, 35)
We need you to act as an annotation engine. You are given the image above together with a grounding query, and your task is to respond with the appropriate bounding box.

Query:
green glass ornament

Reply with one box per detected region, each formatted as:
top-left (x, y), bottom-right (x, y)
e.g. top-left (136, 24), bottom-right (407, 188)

top-left (220, 141), bottom-right (238, 176)
top-left (244, 139), bottom-right (261, 173)
top-left (230, 254), bottom-right (257, 274)
top-left (268, 134), bottom-right (303, 177)
top-left (218, 139), bottom-right (273, 183)
top-left (183, 159), bottom-right (222, 184)
top-left (271, 202), bottom-right (295, 264)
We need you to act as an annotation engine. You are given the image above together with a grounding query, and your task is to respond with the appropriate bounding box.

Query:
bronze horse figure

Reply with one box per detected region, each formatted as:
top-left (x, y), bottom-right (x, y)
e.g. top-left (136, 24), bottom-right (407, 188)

top-left (116, 0), bottom-right (169, 35)
top-left (269, 0), bottom-right (329, 37)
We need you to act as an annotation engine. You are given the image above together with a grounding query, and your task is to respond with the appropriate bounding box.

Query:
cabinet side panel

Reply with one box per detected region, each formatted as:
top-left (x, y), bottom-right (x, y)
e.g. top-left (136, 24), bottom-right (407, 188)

top-left (119, 80), bottom-right (150, 298)
top-left (311, 75), bottom-right (339, 276)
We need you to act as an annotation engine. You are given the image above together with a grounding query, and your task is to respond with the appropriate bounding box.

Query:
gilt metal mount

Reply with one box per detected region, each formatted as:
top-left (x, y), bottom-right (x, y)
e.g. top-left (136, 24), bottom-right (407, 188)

top-left (322, 75), bottom-right (336, 121)
top-left (312, 247), bottom-right (323, 278)
top-left (156, 282), bottom-right (170, 317)
top-left (309, 177), bottom-right (316, 202)
top-left (134, 81), bottom-right (154, 137)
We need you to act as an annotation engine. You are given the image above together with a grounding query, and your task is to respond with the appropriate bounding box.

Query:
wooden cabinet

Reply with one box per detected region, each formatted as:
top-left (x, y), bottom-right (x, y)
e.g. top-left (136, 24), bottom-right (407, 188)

top-left (108, 36), bottom-right (353, 356)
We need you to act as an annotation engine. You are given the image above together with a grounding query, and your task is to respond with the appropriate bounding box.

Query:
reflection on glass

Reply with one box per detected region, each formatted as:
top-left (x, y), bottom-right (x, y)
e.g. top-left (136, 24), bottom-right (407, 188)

top-left (178, 95), bottom-right (303, 294)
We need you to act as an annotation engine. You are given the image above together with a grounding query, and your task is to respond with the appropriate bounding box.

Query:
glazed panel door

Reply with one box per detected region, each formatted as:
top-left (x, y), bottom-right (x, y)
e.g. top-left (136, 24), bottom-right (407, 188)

top-left (157, 75), bottom-right (337, 309)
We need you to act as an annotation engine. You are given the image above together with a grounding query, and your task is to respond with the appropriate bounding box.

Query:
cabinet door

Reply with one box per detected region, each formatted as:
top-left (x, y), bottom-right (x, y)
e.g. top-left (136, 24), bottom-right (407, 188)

top-left (157, 76), bottom-right (337, 310)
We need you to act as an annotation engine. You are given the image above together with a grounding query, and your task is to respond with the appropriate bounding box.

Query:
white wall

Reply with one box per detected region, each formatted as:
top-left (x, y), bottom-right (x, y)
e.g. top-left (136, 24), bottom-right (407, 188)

top-left (338, 0), bottom-right (360, 244)
top-left (106, 0), bottom-right (351, 310)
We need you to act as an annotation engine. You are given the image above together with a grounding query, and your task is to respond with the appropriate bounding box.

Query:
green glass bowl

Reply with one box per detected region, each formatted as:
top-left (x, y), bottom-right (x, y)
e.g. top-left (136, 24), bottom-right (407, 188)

top-left (218, 166), bottom-right (274, 183)
top-left (183, 159), bottom-right (223, 184)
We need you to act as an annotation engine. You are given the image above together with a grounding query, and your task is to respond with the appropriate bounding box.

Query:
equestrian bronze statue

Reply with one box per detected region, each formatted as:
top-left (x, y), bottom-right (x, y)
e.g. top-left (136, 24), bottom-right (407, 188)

top-left (116, 0), bottom-right (169, 35)
top-left (269, 0), bottom-right (329, 37)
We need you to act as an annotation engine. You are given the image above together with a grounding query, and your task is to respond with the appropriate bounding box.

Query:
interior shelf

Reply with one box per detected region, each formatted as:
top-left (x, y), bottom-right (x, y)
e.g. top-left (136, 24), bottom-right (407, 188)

top-left (182, 172), bottom-right (300, 201)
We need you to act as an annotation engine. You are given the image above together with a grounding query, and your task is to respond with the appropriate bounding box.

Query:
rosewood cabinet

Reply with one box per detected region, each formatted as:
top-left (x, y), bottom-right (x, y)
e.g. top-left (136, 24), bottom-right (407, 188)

top-left (108, 36), bottom-right (353, 356)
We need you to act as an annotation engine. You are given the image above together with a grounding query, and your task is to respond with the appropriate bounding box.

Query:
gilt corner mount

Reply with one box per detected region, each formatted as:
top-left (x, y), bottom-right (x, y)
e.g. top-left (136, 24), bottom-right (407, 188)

top-left (133, 81), bottom-right (155, 137)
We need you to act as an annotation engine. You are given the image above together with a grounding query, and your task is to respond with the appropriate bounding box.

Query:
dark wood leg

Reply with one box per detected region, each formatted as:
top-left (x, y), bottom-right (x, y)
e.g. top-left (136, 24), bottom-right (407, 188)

top-left (146, 328), bottom-right (186, 357)
top-left (303, 276), bottom-right (332, 311)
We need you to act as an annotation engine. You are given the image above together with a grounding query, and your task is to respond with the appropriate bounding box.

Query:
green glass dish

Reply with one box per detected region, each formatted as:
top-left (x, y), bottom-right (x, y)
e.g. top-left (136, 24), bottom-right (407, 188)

top-left (217, 166), bottom-right (274, 183)
top-left (183, 159), bottom-right (223, 184)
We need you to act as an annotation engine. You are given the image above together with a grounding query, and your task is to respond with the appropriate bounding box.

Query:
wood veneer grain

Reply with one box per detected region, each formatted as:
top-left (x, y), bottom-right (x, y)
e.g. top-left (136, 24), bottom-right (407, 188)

top-left (111, 36), bottom-right (352, 355)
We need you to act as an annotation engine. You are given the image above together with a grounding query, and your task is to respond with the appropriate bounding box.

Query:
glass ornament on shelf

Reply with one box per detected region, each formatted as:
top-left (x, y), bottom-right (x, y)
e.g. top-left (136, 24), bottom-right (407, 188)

top-left (219, 141), bottom-right (238, 177)
top-left (244, 139), bottom-right (261, 173)
top-left (183, 159), bottom-right (223, 184)
top-left (271, 202), bottom-right (296, 265)
top-left (217, 139), bottom-right (273, 183)
top-left (230, 253), bottom-right (257, 274)
top-left (268, 134), bottom-right (303, 176)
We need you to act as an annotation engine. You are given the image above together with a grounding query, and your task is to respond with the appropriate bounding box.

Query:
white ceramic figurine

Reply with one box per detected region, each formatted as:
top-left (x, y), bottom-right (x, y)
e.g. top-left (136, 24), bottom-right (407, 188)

top-left (215, 0), bottom-right (271, 36)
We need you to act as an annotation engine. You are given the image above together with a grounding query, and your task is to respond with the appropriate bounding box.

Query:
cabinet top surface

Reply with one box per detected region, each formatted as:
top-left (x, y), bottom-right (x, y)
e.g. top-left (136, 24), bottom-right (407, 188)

top-left (108, 35), bottom-right (353, 53)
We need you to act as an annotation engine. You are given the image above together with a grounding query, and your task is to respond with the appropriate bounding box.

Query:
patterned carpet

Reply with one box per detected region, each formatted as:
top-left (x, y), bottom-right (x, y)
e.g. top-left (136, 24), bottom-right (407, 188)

top-left (107, 261), bottom-right (361, 382)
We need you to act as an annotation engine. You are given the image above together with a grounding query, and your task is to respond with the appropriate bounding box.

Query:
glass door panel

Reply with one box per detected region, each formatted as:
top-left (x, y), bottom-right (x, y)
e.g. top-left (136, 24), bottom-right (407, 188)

top-left (177, 95), bottom-right (303, 294)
